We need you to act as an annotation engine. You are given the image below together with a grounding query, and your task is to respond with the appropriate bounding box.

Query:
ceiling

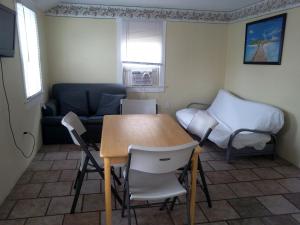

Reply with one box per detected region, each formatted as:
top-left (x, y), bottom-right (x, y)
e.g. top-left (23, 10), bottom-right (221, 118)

top-left (32, 0), bottom-right (264, 12)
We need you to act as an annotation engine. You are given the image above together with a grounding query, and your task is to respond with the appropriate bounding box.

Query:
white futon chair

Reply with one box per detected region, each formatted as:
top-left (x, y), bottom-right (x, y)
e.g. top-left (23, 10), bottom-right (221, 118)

top-left (176, 89), bottom-right (284, 162)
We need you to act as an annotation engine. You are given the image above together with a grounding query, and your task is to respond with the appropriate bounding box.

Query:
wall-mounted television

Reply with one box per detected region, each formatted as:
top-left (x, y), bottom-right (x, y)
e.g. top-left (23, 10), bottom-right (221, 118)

top-left (0, 4), bottom-right (16, 57)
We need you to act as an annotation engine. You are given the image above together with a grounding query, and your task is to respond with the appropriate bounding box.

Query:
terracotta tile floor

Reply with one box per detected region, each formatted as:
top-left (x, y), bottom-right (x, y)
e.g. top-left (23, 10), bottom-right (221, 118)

top-left (0, 144), bottom-right (300, 225)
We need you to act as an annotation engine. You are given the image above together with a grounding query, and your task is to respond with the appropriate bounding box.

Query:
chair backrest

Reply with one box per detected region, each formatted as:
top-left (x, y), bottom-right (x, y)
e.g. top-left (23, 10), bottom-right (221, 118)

top-left (61, 112), bottom-right (86, 145)
top-left (121, 99), bottom-right (157, 115)
top-left (128, 141), bottom-right (198, 174)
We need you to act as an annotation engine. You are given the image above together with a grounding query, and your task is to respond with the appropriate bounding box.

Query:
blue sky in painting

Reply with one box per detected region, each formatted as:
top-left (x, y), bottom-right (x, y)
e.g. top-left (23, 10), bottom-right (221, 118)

top-left (245, 16), bottom-right (284, 62)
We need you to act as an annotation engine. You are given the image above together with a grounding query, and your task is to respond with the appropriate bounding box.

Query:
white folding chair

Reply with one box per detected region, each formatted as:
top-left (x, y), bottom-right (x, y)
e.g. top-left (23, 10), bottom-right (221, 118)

top-left (120, 99), bottom-right (157, 115)
top-left (122, 141), bottom-right (199, 225)
top-left (61, 112), bottom-right (122, 213)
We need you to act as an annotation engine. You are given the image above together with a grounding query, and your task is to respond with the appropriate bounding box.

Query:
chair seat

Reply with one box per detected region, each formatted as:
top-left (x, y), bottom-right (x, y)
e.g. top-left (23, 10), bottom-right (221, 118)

top-left (127, 170), bottom-right (187, 201)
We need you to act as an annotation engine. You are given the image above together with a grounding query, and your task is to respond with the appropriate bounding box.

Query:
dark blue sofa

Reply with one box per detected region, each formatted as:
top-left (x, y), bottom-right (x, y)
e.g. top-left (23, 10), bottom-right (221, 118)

top-left (42, 83), bottom-right (126, 144)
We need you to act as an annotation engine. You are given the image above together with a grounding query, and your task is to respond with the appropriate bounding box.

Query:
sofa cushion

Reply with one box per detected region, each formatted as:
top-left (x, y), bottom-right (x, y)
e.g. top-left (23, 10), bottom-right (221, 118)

top-left (59, 91), bottom-right (89, 116)
top-left (176, 108), bottom-right (201, 130)
top-left (84, 116), bottom-right (103, 124)
top-left (42, 116), bottom-right (89, 126)
top-left (96, 94), bottom-right (125, 116)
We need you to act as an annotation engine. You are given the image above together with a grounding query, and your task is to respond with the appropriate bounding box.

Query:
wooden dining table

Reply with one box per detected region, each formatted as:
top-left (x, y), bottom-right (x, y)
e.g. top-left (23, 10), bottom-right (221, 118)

top-left (100, 114), bottom-right (202, 225)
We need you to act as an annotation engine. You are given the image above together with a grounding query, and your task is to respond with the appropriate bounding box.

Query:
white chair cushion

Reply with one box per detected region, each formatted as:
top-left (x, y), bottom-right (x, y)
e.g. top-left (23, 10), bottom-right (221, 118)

top-left (209, 124), bottom-right (271, 150)
top-left (127, 170), bottom-right (186, 201)
top-left (187, 110), bottom-right (218, 139)
top-left (176, 108), bottom-right (199, 129)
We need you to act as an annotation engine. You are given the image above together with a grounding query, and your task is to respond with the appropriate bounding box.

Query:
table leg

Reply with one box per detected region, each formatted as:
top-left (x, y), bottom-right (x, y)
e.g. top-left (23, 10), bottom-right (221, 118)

top-left (190, 152), bottom-right (198, 225)
top-left (104, 158), bottom-right (112, 225)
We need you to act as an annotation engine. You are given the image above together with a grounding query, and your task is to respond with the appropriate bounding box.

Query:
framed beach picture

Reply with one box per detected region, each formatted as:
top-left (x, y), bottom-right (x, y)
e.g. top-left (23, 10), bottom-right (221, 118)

top-left (243, 13), bottom-right (287, 65)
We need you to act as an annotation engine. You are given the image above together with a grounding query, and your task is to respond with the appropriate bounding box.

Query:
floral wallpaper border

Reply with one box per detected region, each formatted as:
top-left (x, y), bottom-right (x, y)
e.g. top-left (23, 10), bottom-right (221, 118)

top-left (45, 0), bottom-right (300, 23)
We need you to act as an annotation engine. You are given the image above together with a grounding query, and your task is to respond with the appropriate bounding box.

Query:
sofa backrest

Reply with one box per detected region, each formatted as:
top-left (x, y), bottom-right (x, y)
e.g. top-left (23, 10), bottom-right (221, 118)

top-left (52, 83), bottom-right (127, 115)
top-left (207, 89), bottom-right (284, 133)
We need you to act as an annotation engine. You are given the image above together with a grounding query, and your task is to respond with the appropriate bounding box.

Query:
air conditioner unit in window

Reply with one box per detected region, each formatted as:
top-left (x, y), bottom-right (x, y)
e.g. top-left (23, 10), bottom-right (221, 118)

top-left (124, 67), bottom-right (159, 87)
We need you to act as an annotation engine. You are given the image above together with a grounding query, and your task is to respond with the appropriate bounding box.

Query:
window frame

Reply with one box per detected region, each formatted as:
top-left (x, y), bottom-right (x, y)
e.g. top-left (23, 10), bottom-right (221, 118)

top-left (117, 19), bottom-right (166, 93)
top-left (16, 1), bottom-right (43, 103)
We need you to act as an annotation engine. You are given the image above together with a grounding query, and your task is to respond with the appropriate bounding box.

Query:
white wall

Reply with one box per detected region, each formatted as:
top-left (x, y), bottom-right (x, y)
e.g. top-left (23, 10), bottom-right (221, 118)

top-left (44, 17), bottom-right (227, 114)
top-left (0, 0), bottom-right (47, 204)
top-left (224, 8), bottom-right (300, 167)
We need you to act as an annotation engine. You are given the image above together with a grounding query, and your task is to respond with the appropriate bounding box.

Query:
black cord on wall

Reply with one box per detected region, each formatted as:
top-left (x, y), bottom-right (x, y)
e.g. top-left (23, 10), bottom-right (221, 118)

top-left (0, 57), bottom-right (35, 159)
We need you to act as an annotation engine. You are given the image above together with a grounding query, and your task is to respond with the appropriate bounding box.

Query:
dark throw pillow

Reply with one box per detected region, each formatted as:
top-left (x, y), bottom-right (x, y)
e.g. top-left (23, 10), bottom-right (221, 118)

top-left (59, 91), bottom-right (89, 116)
top-left (96, 93), bottom-right (125, 116)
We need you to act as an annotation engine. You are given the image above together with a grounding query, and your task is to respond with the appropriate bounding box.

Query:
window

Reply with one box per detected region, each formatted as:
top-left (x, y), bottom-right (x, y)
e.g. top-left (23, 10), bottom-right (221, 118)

top-left (16, 2), bottom-right (42, 100)
top-left (120, 20), bottom-right (166, 92)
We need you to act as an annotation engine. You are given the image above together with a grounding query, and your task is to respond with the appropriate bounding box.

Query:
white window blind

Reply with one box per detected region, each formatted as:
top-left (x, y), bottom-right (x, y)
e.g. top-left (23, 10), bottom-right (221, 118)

top-left (120, 20), bottom-right (165, 92)
top-left (16, 3), bottom-right (42, 100)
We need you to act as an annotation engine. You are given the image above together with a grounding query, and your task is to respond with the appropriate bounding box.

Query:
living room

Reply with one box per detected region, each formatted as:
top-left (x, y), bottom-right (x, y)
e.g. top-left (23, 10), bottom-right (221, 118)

top-left (0, 0), bottom-right (300, 225)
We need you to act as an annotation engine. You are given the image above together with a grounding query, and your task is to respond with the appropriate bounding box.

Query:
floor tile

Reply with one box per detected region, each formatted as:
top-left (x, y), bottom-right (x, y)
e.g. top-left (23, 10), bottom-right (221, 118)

top-left (274, 166), bottom-right (300, 178)
top-left (67, 151), bottom-right (82, 160)
top-left (200, 162), bottom-right (215, 172)
top-left (87, 172), bottom-right (102, 180)
top-left (101, 210), bottom-right (136, 225)
top-left (171, 204), bottom-right (207, 224)
top-left (277, 178), bottom-right (300, 193)
top-left (262, 215), bottom-right (299, 225)
top-left (0, 219), bottom-right (25, 225)
top-left (47, 195), bottom-right (82, 215)
top-left (208, 152), bottom-right (226, 160)
top-left (228, 197), bottom-right (271, 218)
top-left (229, 169), bottom-right (260, 182)
top-left (31, 171), bottom-right (61, 183)
top-left (227, 218), bottom-right (264, 225)
top-left (201, 222), bottom-right (228, 225)
top-left (82, 194), bottom-right (105, 212)
top-left (252, 168), bottom-right (284, 179)
top-left (9, 198), bottom-right (50, 219)
top-left (208, 161), bottom-right (235, 171)
top-left (252, 180), bottom-right (289, 195)
top-left (199, 200), bottom-right (240, 222)
top-left (8, 184), bottom-right (42, 200)
top-left (60, 170), bottom-right (79, 181)
top-left (0, 199), bottom-right (16, 219)
top-left (203, 184), bottom-right (237, 201)
top-left (206, 171), bottom-right (237, 184)
top-left (284, 193), bottom-right (300, 208)
top-left (251, 157), bottom-right (279, 167)
top-left (63, 212), bottom-right (99, 225)
top-left (134, 207), bottom-right (173, 225)
top-left (292, 213), bottom-right (300, 223)
top-left (25, 215), bottom-right (64, 225)
top-left (257, 195), bottom-right (300, 215)
top-left (72, 180), bottom-right (100, 195)
top-left (43, 152), bottom-right (68, 161)
top-left (28, 161), bottom-right (53, 171)
top-left (52, 160), bottom-right (78, 170)
top-left (60, 145), bottom-right (80, 152)
top-left (231, 159), bottom-right (257, 169)
top-left (16, 171), bottom-right (34, 185)
top-left (40, 145), bottom-right (60, 153)
top-left (40, 182), bottom-right (72, 197)
top-left (33, 152), bottom-right (45, 161)
top-left (228, 182), bottom-right (262, 197)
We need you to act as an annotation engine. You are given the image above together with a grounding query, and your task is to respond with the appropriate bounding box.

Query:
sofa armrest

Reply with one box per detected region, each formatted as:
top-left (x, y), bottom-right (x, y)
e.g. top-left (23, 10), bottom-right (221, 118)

top-left (228, 129), bottom-right (277, 149)
top-left (186, 102), bottom-right (209, 109)
top-left (42, 99), bottom-right (58, 116)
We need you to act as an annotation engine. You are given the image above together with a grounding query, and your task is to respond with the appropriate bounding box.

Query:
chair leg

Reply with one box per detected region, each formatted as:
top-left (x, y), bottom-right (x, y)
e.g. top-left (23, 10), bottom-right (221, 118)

top-left (198, 158), bottom-right (212, 208)
top-left (186, 190), bottom-right (191, 225)
top-left (71, 156), bottom-right (89, 213)
top-left (111, 168), bottom-right (122, 186)
top-left (122, 187), bottom-right (127, 217)
top-left (74, 170), bottom-right (81, 189)
top-left (127, 187), bottom-right (131, 225)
